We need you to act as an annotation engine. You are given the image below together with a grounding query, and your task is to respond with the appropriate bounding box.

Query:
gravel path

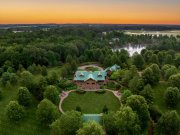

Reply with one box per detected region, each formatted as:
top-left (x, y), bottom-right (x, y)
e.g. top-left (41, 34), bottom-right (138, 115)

top-left (78, 64), bottom-right (104, 71)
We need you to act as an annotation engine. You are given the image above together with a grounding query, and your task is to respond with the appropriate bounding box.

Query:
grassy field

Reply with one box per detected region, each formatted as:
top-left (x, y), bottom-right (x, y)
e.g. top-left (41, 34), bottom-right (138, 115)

top-left (125, 30), bottom-right (180, 37)
top-left (0, 86), bottom-right (50, 135)
top-left (152, 82), bottom-right (180, 114)
top-left (62, 91), bottom-right (120, 114)
top-left (0, 67), bottom-right (64, 135)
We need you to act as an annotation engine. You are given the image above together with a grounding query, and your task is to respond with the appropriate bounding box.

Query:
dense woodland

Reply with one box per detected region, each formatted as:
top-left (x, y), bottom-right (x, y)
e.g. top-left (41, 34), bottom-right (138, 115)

top-left (0, 26), bottom-right (180, 135)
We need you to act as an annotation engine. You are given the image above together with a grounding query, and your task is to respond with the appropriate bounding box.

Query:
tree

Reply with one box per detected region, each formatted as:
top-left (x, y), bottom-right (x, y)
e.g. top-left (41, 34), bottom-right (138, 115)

top-left (115, 106), bottom-right (141, 135)
top-left (150, 64), bottom-right (161, 84)
top-left (50, 111), bottom-right (82, 135)
top-left (169, 74), bottom-right (180, 89)
top-left (164, 87), bottom-right (180, 108)
top-left (9, 73), bottom-right (18, 85)
top-left (164, 54), bottom-right (173, 65)
top-left (126, 95), bottom-right (149, 129)
top-left (76, 106), bottom-right (82, 113)
top-left (41, 66), bottom-right (48, 76)
top-left (174, 55), bottom-right (180, 67)
top-left (132, 54), bottom-right (145, 69)
top-left (140, 84), bottom-right (153, 104)
top-left (17, 87), bottom-right (32, 107)
top-left (77, 121), bottom-right (105, 135)
top-left (129, 76), bottom-right (144, 94)
top-left (36, 99), bottom-right (59, 127)
top-left (156, 111), bottom-right (180, 135)
top-left (102, 105), bottom-right (108, 114)
top-left (47, 72), bottom-right (58, 85)
top-left (6, 101), bottom-right (25, 121)
top-left (1, 72), bottom-right (10, 86)
top-left (61, 66), bottom-right (68, 79)
top-left (20, 71), bottom-right (33, 88)
top-left (150, 54), bottom-right (159, 65)
top-left (142, 64), bottom-right (160, 86)
top-left (121, 89), bottom-right (132, 104)
top-left (142, 67), bottom-right (154, 85)
top-left (70, 60), bottom-right (77, 73)
top-left (164, 66), bottom-right (177, 80)
top-left (103, 111), bottom-right (117, 135)
top-left (44, 85), bottom-right (59, 104)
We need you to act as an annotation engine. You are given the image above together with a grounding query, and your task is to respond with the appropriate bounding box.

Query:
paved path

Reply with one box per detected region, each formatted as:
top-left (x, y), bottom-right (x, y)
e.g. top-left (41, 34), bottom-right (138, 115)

top-left (59, 89), bottom-right (121, 114)
top-left (78, 64), bottom-right (104, 71)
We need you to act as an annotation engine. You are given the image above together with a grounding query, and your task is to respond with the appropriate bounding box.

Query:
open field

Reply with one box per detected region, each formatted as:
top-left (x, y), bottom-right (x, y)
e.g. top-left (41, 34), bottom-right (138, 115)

top-left (0, 86), bottom-right (50, 135)
top-left (125, 30), bottom-right (180, 36)
top-left (152, 82), bottom-right (180, 114)
top-left (62, 91), bottom-right (120, 114)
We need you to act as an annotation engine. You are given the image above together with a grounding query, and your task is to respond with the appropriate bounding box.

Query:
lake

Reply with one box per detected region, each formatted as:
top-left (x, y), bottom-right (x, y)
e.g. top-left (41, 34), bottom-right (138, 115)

top-left (112, 45), bottom-right (145, 56)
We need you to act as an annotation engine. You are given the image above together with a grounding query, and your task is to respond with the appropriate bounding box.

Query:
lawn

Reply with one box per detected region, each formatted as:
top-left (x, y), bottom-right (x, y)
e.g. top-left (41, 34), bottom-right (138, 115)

top-left (62, 91), bottom-right (120, 114)
top-left (152, 82), bottom-right (180, 114)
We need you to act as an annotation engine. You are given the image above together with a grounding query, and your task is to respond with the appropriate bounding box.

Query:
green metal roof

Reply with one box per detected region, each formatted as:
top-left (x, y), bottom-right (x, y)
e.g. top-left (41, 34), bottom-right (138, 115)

top-left (105, 64), bottom-right (120, 72)
top-left (74, 71), bottom-right (107, 81)
top-left (74, 64), bottom-right (120, 82)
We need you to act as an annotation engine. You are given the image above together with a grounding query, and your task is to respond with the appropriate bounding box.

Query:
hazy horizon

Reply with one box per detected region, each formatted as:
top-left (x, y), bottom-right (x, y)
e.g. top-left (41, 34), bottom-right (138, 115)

top-left (1, 0), bottom-right (180, 25)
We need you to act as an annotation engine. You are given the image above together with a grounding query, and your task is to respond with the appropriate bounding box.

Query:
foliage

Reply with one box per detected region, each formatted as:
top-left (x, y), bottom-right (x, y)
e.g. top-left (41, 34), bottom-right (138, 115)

top-left (121, 89), bottom-right (132, 104)
top-left (36, 99), bottom-right (59, 127)
top-left (169, 73), bottom-right (180, 89)
top-left (102, 105), bottom-right (108, 113)
top-left (164, 87), bottom-right (180, 108)
top-left (20, 71), bottom-right (33, 88)
top-left (50, 111), bottom-right (83, 135)
top-left (6, 101), bottom-right (25, 121)
top-left (76, 89), bottom-right (86, 94)
top-left (156, 111), bottom-right (180, 135)
top-left (103, 106), bottom-right (141, 135)
top-left (44, 85), bottom-right (59, 104)
top-left (77, 121), bottom-right (105, 135)
top-left (17, 87), bottom-right (32, 107)
top-left (132, 53), bottom-right (145, 69)
top-left (140, 84), bottom-right (153, 104)
top-left (148, 105), bottom-right (162, 123)
top-left (42, 66), bottom-right (48, 76)
top-left (95, 90), bottom-right (106, 94)
top-left (126, 95), bottom-right (150, 129)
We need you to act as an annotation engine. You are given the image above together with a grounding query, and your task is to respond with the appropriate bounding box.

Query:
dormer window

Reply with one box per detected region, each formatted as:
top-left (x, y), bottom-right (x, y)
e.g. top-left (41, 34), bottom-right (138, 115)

top-left (80, 73), bottom-right (84, 77)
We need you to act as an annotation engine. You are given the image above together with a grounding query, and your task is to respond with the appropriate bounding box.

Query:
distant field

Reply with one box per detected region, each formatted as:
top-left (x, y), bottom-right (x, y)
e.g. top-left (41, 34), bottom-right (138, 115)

top-left (125, 30), bottom-right (180, 36)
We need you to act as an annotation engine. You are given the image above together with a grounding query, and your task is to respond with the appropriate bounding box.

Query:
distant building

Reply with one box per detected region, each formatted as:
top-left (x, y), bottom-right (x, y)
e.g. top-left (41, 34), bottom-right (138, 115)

top-left (74, 64), bottom-right (120, 90)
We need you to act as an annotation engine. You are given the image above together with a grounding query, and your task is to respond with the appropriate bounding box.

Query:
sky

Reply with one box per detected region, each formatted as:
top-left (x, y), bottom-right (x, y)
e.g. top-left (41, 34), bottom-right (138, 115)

top-left (0, 0), bottom-right (180, 24)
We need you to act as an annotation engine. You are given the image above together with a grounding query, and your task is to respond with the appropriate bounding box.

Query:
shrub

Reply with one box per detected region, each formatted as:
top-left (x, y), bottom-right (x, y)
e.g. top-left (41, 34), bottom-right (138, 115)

top-left (76, 89), bottom-right (86, 94)
top-left (17, 87), bottom-right (32, 107)
top-left (6, 101), bottom-right (25, 121)
top-left (95, 90), bottom-right (106, 94)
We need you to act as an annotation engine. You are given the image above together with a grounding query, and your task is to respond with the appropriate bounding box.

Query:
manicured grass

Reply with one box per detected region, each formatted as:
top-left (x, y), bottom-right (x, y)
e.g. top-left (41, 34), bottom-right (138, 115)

top-left (0, 86), bottom-right (50, 135)
top-left (152, 82), bottom-right (180, 114)
top-left (62, 91), bottom-right (120, 113)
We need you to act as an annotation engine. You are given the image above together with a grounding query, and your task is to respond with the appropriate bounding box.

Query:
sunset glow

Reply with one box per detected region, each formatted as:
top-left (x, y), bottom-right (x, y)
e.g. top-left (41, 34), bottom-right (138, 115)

top-left (0, 0), bottom-right (180, 24)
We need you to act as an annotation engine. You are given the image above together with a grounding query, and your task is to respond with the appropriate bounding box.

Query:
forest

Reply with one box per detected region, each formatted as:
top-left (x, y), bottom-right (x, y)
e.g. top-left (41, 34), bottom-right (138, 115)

top-left (0, 26), bottom-right (180, 135)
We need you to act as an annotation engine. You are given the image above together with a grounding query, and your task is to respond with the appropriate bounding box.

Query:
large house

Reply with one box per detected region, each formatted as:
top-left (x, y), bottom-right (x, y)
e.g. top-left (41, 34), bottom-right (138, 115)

top-left (74, 64), bottom-right (120, 90)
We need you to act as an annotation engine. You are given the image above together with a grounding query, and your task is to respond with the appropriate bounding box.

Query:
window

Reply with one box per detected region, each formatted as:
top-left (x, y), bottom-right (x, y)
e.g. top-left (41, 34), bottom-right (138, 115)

top-left (92, 83), bottom-right (95, 85)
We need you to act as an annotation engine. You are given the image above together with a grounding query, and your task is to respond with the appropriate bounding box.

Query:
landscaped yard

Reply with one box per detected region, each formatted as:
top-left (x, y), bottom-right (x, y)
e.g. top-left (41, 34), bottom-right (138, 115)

top-left (152, 82), bottom-right (180, 114)
top-left (62, 91), bottom-right (120, 114)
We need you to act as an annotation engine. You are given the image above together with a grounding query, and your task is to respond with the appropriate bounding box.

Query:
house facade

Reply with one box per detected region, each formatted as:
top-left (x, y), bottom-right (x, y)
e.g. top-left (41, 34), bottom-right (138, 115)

top-left (74, 64), bottom-right (120, 90)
